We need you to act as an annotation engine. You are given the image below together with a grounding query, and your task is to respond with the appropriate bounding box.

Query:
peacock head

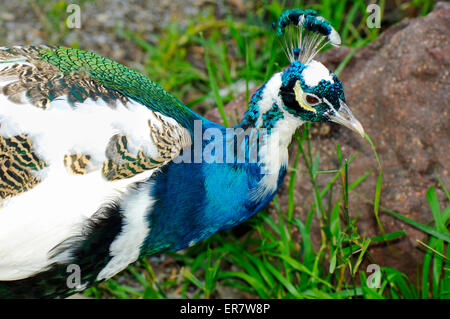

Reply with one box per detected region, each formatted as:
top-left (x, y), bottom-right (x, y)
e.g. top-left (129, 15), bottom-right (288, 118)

top-left (273, 9), bottom-right (364, 137)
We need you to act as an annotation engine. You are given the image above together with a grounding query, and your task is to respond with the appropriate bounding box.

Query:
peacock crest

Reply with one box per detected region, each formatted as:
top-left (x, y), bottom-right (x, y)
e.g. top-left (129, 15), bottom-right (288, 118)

top-left (273, 9), bottom-right (341, 64)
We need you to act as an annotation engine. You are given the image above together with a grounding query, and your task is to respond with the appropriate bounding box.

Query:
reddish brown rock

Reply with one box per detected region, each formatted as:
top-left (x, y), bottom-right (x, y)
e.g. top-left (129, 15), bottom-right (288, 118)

top-left (206, 2), bottom-right (449, 281)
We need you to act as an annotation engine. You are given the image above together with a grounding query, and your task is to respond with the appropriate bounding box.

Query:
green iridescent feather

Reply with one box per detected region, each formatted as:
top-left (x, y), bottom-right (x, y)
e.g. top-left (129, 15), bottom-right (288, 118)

top-left (38, 47), bottom-right (200, 130)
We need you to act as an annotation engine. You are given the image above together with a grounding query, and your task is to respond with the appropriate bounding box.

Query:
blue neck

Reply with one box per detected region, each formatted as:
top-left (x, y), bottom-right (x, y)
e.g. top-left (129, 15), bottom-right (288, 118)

top-left (140, 75), bottom-right (293, 256)
top-left (140, 118), bottom-right (287, 256)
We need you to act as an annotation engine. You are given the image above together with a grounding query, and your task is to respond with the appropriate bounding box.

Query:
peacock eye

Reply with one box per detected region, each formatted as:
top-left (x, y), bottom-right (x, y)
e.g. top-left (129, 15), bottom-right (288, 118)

top-left (305, 94), bottom-right (320, 105)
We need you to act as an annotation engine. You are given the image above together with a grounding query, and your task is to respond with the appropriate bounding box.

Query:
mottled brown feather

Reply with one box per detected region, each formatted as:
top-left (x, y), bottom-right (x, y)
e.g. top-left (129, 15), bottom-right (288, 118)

top-left (102, 113), bottom-right (191, 181)
top-left (0, 135), bottom-right (46, 201)
top-left (63, 153), bottom-right (93, 175)
top-left (0, 46), bottom-right (128, 109)
top-left (0, 47), bottom-right (191, 188)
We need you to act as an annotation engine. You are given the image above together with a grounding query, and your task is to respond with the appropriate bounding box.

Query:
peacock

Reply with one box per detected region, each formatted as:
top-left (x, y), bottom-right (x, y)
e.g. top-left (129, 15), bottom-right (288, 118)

top-left (0, 9), bottom-right (364, 298)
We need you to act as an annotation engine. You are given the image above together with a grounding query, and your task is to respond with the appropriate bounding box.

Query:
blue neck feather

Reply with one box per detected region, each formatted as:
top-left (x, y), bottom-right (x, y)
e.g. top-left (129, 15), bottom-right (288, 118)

top-left (142, 119), bottom-right (286, 256)
top-left (140, 81), bottom-right (288, 256)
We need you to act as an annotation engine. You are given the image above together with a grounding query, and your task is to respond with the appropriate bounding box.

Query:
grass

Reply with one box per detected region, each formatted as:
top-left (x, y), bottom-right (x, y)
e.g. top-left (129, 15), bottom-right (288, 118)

top-left (28, 0), bottom-right (445, 299)
top-left (86, 123), bottom-right (448, 299)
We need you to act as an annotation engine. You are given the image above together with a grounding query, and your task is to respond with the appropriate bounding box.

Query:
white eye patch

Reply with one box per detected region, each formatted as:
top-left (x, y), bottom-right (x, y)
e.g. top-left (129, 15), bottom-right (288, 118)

top-left (293, 80), bottom-right (317, 113)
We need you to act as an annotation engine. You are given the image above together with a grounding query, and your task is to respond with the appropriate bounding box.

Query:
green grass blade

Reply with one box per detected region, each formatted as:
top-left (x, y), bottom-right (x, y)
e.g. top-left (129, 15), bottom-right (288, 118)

top-left (272, 254), bottom-right (333, 289)
top-left (353, 239), bottom-right (371, 276)
top-left (334, 48), bottom-right (356, 76)
top-left (436, 175), bottom-right (450, 201)
top-left (365, 133), bottom-right (385, 234)
top-left (427, 186), bottom-right (446, 233)
top-left (382, 207), bottom-right (450, 243)
top-left (443, 204), bottom-right (450, 226)
top-left (288, 141), bottom-right (302, 221)
top-left (263, 261), bottom-right (304, 298)
top-left (218, 271), bottom-right (268, 298)
top-left (202, 36), bottom-right (229, 127)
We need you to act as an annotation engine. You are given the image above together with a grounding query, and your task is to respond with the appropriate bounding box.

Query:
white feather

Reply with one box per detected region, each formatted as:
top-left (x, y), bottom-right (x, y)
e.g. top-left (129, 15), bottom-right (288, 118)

top-left (96, 182), bottom-right (154, 281)
top-left (301, 60), bottom-right (334, 87)
top-left (253, 72), bottom-right (284, 126)
top-left (250, 72), bottom-right (302, 202)
top-left (0, 93), bottom-right (179, 280)
top-left (328, 28), bottom-right (341, 46)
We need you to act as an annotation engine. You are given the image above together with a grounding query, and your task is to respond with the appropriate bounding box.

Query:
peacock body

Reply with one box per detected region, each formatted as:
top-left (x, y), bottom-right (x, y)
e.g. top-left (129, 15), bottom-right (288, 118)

top-left (0, 9), bottom-right (364, 298)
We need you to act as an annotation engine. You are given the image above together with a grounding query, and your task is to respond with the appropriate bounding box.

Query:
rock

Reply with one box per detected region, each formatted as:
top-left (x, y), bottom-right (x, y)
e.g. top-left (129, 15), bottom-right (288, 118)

top-left (205, 2), bottom-right (450, 281)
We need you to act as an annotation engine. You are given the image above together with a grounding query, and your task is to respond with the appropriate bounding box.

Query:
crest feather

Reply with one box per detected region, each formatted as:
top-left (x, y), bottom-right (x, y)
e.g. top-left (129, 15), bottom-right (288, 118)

top-left (273, 9), bottom-right (341, 64)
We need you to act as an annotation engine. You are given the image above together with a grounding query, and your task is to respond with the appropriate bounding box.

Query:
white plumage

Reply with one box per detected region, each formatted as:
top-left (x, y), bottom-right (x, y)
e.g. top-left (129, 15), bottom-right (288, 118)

top-left (0, 65), bottom-right (181, 280)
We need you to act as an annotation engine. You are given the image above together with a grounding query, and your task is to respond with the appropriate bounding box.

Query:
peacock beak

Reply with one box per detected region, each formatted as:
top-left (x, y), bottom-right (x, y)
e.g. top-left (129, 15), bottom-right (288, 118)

top-left (327, 99), bottom-right (365, 138)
